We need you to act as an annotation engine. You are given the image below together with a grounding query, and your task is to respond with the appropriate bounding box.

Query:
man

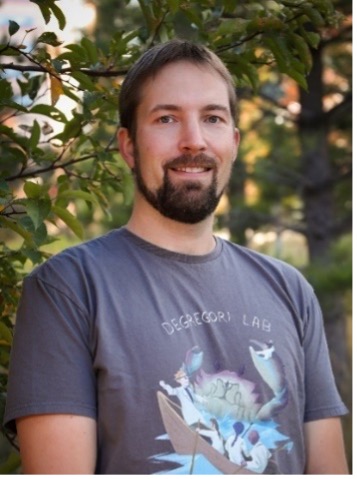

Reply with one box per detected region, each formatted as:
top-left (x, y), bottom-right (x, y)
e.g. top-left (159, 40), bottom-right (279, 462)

top-left (159, 369), bottom-right (208, 427)
top-left (4, 40), bottom-right (348, 474)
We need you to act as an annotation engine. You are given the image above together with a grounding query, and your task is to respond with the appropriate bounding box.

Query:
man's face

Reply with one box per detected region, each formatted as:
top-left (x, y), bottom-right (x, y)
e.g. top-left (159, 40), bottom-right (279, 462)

top-left (120, 61), bottom-right (240, 224)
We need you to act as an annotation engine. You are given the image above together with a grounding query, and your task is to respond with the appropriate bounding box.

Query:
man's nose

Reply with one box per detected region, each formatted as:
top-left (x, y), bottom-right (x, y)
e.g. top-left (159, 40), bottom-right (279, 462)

top-left (178, 119), bottom-right (207, 153)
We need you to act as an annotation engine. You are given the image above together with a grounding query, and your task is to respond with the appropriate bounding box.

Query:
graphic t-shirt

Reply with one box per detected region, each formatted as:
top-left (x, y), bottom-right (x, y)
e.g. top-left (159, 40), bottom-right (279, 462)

top-left (4, 228), bottom-right (347, 474)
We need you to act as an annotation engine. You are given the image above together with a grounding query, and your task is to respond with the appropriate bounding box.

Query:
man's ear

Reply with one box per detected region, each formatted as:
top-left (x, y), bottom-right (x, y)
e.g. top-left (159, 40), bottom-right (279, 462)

top-left (117, 127), bottom-right (135, 169)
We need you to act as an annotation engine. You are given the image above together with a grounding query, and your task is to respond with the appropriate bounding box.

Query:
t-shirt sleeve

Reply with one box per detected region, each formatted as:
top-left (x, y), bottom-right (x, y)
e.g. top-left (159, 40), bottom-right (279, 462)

top-left (302, 291), bottom-right (348, 422)
top-left (4, 273), bottom-right (97, 433)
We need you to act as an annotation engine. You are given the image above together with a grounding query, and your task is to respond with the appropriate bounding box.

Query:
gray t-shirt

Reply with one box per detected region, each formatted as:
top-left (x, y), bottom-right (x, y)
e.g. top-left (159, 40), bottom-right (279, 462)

top-left (4, 228), bottom-right (347, 474)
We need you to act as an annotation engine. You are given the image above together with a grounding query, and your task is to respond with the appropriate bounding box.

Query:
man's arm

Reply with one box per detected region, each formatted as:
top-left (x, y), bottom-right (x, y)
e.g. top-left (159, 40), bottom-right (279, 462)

top-left (304, 417), bottom-right (349, 474)
top-left (16, 414), bottom-right (97, 474)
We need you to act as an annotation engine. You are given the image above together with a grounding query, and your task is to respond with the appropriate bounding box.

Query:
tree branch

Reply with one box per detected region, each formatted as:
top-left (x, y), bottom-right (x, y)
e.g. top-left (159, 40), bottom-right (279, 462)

top-left (0, 62), bottom-right (129, 77)
top-left (5, 148), bottom-right (118, 182)
top-left (215, 11), bottom-right (306, 54)
top-left (7, 46), bottom-right (63, 82)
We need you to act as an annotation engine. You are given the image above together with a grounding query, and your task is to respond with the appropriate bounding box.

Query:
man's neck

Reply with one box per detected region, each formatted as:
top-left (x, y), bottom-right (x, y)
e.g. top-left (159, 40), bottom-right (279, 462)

top-left (125, 199), bottom-right (216, 255)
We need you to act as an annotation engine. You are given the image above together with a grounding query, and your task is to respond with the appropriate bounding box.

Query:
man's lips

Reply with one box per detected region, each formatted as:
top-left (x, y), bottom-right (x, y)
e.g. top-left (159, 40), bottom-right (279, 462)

top-left (172, 166), bottom-right (211, 173)
top-left (165, 154), bottom-right (217, 174)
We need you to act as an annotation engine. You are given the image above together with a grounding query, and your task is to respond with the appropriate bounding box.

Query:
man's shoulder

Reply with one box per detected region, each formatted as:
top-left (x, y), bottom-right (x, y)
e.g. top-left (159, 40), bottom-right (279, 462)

top-left (28, 228), bottom-right (128, 282)
top-left (221, 238), bottom-right (311, 289)
top-left (222, 238), bottom-right (297, 270)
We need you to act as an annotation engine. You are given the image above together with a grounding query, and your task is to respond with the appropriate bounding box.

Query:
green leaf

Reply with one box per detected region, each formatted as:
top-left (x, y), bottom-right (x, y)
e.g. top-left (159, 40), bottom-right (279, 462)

top-left (0, 216), bottom-right (34, 245)
top-left (0, 125), bottom-right (28, 151)
top-left (37, 31), bottom-right (63, 47)
top-left (8, 20), bottom-right (20, 37)
top-left (179, 7), bottom-right (203, 29)
top-left (34, 47), bottom-right (51, 63)
top-left (54, 114), bottom-right (84, 143)
top-left (30, 104), bottom-right (67, 122)
top-left (22, 246), bottom-right (45, 264)
top-left (26, 198), bottom-right (51, 229)
top-left (289, 32), bottom-right (313, 72)
top-left (56, 190), bottom-right (98, 204)
top-left (24, 181), bottom-right (43, 199)
top-left (0, 181), bottom-right (10, 195)
top-left (61, 43), bottom-right (88, 61)
top-left (264, 35), bottom-right (291, 71)
top-left (71, 71), bottom-right (96, 91)
top-left (19, 215), bottom-right (35, 233)
top-left (51, 59), bottom-right (65, 73)
top-left (302, 30), bottom-right (320, 49)
top-left (120, 172), bottom-right (134, 206)
top-left (29, 0), bottom-right (66, 30)
top-left (83, 91), bottom-right (103, 111)
top-left (167, 0), bottom-right (180, 13)
top-left (50, 1), bottom-right (67, 30)
top-left (0, 79), bottom-right (13, 100)
top-left (61, 85), bottom-right (80, 103)
top-left (218, 18), bottom-right (249, 36)
top-left (302, 5), bottom-right (325, 27)
top-left (81, 37), bottom-right (98, 65)
top-left (29, 120), bottom-right (41, 150)
top-left (0, 45), bottom-right (20, 56)
top-left (29, 0), bottom-right (51, 24)
top-left (0, 322), bottom-right (13, 344)
top-left (52, 205), bottom-right (84, 239)
top-left (228, 56), bottom-right (260, 92)
top-left (0, 100), bottom-right (28, 112)
top-left (33, 222), bottom-right (48, 245)
top-left (285, 68), bottom-right (308, 90)
top-left (0, 451), bottom-right (21, 474)
top-left (27, 75), bottom-right (43, 101)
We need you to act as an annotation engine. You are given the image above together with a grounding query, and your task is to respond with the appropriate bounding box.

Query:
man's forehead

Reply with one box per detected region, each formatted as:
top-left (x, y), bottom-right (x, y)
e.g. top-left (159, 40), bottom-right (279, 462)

top-left (143, 60), bottom-right (229, 91)
top-left (150, 58), bottom-right (216, 77)
top-left (138, 63), bottom-right (231, 111)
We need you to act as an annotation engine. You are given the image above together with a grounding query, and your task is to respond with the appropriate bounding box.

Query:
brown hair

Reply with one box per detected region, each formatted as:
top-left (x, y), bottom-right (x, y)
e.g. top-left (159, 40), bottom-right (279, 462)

top-left (119, 39), bottom-right (237, 139)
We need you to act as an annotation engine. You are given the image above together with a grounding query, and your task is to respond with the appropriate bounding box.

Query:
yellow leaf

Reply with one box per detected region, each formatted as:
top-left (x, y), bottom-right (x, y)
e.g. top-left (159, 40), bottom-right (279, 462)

top-left (50, 75), bottom-right (64, 106)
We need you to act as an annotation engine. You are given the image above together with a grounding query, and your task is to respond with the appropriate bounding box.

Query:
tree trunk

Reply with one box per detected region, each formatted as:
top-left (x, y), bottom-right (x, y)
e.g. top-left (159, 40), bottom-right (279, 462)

top-left (298, 46), bottom-right (351, 466)
top-left (299, 48), bottom-right (334, 261)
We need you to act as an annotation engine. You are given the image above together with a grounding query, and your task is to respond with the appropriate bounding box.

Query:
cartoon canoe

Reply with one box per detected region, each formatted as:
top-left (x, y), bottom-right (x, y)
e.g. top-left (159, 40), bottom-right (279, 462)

top-left (157, 391), bottom-right (256, 475)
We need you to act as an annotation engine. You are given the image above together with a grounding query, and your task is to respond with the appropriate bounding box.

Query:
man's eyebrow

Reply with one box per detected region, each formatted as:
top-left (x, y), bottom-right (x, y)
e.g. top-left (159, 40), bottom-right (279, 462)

top-left (149, 104), bottom-right (230, 114)
top-left (150, 104), bottom-right (181, 114)
top-left (203, 104), bottom-right (230, 113)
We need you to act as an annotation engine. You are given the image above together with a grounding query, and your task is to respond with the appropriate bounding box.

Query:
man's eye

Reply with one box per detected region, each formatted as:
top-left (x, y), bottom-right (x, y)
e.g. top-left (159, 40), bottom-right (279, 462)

top-left (158, 116), bottom-right (174, 123)
top-left (207, 116), bottom-right (222, 124)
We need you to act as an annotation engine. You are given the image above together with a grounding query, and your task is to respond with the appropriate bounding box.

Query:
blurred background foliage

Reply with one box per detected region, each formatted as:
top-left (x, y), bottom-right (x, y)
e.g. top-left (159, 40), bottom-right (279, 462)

top-left (0, 0), bottom-right (352, 472)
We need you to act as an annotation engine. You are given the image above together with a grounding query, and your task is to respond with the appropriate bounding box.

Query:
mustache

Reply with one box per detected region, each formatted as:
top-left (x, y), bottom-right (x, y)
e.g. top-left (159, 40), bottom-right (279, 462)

top-left (164, 154), bottom-right (217, 170)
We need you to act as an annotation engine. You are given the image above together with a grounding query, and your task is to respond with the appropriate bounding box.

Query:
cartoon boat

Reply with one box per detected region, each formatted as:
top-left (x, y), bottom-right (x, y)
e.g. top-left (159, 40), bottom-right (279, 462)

top-left (157, 391), bottom-right (256, 475)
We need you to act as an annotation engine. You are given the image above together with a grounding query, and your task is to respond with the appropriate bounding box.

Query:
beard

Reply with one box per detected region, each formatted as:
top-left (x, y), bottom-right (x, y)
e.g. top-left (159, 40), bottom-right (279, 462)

top-left (133, 152), bottom-right (229, 224)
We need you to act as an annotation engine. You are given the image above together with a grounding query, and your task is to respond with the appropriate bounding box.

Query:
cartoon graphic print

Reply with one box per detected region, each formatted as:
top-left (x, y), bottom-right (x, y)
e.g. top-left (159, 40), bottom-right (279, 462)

top-left (155, 343), bottom-right (293, 474)
top-left (159, 369), bottom-right (208, 427)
